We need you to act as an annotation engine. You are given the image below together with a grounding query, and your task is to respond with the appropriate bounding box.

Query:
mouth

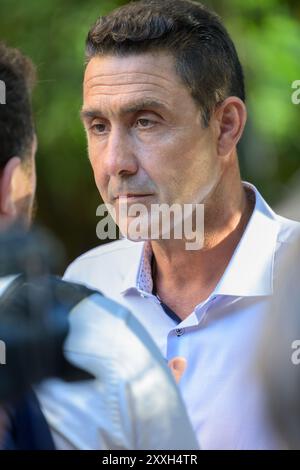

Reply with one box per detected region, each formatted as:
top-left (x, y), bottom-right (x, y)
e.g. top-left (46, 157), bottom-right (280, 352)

top-left (115, 194), bottom-right (153, 202)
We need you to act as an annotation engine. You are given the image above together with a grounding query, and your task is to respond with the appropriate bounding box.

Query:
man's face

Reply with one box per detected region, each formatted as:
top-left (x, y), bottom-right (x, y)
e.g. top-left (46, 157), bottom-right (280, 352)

top-left (82, 52), bottom-right (222, 237)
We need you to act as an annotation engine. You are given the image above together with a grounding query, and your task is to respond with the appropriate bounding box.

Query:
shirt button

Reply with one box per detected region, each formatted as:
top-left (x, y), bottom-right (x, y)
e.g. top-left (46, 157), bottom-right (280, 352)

top-left (175, 328), bottom-right (184, 337)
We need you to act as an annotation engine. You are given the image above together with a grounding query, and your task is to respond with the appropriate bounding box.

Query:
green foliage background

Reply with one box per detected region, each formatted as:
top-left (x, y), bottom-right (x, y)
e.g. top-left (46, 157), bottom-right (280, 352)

top-left (1, 0), bottom-right (299, 267)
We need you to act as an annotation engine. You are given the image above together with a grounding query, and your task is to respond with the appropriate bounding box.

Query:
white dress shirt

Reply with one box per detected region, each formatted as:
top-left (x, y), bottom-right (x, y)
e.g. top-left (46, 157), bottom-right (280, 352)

top-left (64, 182), bottom-right (300, 449)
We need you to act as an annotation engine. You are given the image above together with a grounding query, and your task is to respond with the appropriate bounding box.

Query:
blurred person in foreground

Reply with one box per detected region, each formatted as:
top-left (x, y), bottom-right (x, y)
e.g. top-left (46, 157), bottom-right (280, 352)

top-left (258, 236), bottom-right (300, 449)
top-left (0, 42), bottom-right (198, 450)
top-left (0, 41), bottom-right (55, 450)
top-left (63, 0), bottom-right (300, 449)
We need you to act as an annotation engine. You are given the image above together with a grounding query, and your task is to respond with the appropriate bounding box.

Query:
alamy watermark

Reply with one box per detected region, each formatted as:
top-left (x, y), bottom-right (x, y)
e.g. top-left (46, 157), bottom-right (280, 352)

top-left (291, 80), bottom-right (300, 105)
top-left (96, 202), bottom-right (205, 250)
top-left (291, 340), bottom-right (300, 365)
top-left (0, 80), bottom-right (6, 104)
top-left (0, 340), bottom-right (6, 365)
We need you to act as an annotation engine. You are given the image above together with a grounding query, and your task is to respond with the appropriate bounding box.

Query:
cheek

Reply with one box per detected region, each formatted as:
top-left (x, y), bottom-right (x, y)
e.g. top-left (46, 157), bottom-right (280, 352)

top-left (87, 139), bottom-right (98, 167)
top-left (136, 135), bottom-right (181, 172)
top-left (88, 143), bottom-right (104, 181)
top-left (147, 139), bottom-right (191, 190)
top-left (156, 133), bottom-right (218, 201)
top-left (91, 164), bottom-right (106, 196)
top-left (180, 132), bottom-right (216, 177)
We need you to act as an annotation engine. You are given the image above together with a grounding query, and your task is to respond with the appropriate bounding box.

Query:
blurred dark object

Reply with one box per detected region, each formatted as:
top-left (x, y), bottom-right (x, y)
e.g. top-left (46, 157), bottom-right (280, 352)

top-left (0, 226), bottom-right (94, 404)
top-left (0, 224), bottom-right (65, 277)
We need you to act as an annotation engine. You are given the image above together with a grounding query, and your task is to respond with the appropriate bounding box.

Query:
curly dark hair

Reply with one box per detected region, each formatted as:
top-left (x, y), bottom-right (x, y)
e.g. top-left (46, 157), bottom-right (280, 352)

top-left (0, 42), bottom-right (36, 169)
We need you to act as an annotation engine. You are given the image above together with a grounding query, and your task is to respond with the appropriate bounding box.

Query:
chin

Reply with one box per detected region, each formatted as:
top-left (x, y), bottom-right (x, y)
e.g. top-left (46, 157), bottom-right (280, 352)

top-left (118, 216), bottom-right (152, 242)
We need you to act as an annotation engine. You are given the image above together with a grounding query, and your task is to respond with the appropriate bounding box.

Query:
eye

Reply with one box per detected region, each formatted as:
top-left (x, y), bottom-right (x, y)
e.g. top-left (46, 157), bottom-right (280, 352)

top-left (90, 122), bottom-right (107, 135)
top-left (135, 118), bottom-right (156, 129)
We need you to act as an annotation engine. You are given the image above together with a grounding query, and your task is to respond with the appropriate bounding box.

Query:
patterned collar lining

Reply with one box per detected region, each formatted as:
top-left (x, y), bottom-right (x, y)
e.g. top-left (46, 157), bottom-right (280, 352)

top-left (137, 241), bottom-right (154, 294)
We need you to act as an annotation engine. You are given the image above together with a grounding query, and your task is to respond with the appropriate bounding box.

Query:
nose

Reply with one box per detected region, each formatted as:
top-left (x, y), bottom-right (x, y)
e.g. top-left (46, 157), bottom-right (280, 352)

top-left (103, 126), bottom-right (138, 177)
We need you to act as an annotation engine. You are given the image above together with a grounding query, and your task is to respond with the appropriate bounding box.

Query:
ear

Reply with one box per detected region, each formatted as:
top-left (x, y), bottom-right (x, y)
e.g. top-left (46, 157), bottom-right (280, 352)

top-left (0, 157), bottom-right (21, 217)
top-left (214, 97), bottom-right (247, 157)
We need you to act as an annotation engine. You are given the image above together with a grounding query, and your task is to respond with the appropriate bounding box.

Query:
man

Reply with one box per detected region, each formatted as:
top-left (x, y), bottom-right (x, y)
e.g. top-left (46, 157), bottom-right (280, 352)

top-left (0, 41), bottom-right (54, 450)
top-left (64, 0), bottom-right (300, 449)
top-left (0, 42), bottom-right (198, 450)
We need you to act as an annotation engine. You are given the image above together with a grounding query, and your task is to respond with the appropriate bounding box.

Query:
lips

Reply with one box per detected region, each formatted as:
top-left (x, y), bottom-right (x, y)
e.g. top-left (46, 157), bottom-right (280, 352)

top-left (115, 193), bottom-right (153, 200)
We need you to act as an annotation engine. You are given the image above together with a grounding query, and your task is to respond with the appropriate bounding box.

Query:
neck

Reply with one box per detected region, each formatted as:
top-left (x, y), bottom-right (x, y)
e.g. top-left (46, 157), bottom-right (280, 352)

top-left (151, 161), bottom-right (255, 310)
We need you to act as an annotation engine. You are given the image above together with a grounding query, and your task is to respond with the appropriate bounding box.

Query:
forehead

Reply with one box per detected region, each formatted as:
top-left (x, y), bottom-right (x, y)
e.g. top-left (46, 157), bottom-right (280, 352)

top-left (83, 52), bottom-right (191, 114)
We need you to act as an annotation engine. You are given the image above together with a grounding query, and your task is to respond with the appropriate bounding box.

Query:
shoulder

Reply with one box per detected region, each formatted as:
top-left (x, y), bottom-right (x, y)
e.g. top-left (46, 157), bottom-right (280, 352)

top-left (67, 238), bottom-right (138, 266)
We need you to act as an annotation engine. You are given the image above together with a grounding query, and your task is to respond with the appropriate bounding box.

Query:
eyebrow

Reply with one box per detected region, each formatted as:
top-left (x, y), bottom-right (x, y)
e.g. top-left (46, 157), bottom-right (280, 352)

top-left (80, 99), bottom-right (169, 122)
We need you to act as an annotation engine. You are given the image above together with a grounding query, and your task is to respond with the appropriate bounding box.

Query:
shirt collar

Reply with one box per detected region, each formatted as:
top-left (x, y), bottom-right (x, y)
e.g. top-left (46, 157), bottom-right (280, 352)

top-left (120, 241), bottom-right (146, 295)
top-left (214, 182), bottom-right (279, 297)
top-left (120, 182), bottom-right (280, 298)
